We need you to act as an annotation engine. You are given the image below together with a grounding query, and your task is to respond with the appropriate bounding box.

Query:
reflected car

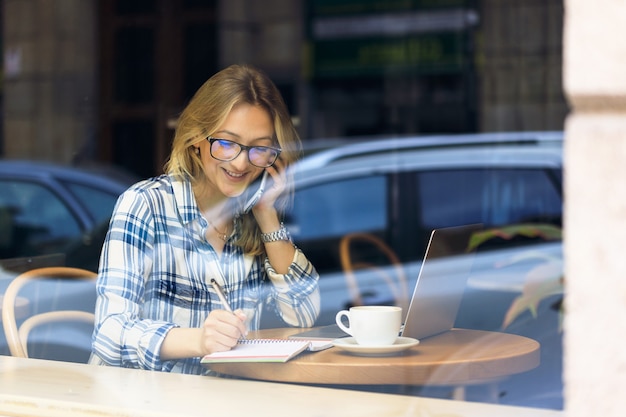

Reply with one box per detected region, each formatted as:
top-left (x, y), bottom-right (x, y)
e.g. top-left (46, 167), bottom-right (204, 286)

top-left (0, 160), bottom-right (137, 271)
top-left (279, 131), bottom-right (563, 323)
top-left (0, 160), bottom-right (137, 362)
top-left (263, 131), bottom-right (564, 409)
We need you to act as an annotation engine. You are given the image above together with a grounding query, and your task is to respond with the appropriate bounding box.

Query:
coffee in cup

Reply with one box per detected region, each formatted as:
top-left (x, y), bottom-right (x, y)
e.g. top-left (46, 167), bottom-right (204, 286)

top-left (335, 305), bottom-right (402, 346)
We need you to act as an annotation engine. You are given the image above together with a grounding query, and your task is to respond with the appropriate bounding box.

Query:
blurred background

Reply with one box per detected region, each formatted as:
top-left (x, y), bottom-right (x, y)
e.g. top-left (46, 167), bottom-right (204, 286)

top-left (0, 0), bottom-right (567, 411)
top-left (0, 0), bottom-right (566, 178)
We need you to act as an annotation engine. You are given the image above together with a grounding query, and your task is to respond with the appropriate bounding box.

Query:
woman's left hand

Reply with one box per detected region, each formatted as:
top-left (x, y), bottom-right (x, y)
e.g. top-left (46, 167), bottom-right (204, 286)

top-left (251, 157), bottom-right (295, 274)
top-left (252, 158), bottom-right (286, 215)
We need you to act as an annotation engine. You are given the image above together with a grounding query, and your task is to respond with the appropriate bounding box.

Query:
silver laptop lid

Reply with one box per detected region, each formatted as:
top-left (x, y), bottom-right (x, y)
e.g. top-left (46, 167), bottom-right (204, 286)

top-left (401, 223), bottom-right (482, 340)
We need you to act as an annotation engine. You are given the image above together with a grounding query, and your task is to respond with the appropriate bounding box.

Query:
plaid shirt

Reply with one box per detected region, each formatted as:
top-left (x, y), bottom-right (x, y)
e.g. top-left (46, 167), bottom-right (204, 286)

top-left (91, 174), bottom-right (320, 374)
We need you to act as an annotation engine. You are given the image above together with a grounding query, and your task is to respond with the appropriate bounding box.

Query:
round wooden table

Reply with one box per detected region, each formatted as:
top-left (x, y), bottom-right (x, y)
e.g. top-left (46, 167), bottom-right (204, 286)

top-left (206, 327), bottom-right (540, 388)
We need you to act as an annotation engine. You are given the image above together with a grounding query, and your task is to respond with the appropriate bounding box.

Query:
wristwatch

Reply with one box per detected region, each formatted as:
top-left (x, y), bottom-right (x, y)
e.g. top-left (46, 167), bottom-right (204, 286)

top-left (261, 223), bottom-right (292, 243)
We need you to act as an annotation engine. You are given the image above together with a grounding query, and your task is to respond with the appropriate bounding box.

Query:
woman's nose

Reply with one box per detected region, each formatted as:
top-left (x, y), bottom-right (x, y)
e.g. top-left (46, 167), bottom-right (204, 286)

top-left (230, 149), bottom-right (251, 170)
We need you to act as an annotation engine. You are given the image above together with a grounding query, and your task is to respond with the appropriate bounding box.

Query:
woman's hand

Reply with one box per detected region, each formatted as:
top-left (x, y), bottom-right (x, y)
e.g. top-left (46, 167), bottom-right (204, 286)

top-left (252, 158), bottom-right (286, 215)
top-left (199, 309), bottom-right (248, 354)
top-left (250, 157), bottom-right (296, 274)
top-left (159, 308), bottom-right (247, 360)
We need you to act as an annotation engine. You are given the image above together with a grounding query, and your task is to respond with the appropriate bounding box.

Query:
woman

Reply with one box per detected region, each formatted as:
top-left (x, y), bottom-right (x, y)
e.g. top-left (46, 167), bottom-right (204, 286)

top-left (91, 64), bottom-right (320, 374)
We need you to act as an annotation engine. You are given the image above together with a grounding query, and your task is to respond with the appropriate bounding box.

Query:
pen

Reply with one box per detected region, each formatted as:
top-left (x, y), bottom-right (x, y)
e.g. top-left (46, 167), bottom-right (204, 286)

top-left (210, 279), bottom-right (233, 313)
top-left (211, 279), bottom-right (247, 340)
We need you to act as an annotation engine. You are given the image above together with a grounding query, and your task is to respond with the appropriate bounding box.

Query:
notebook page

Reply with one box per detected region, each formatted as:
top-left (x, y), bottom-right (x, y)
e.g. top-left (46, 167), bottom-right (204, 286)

top-left (201, 339), bottom-right (311, 363)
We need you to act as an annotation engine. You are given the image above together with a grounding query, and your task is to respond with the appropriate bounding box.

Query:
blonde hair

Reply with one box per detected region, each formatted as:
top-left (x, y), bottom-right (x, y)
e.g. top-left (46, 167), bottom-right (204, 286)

top-left (164, 64), bottom-right (301, 255)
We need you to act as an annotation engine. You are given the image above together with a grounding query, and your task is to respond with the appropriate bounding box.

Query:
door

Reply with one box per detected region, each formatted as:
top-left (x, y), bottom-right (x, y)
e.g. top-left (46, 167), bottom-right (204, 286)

top-left (98, 0), bottom-right (218, 179)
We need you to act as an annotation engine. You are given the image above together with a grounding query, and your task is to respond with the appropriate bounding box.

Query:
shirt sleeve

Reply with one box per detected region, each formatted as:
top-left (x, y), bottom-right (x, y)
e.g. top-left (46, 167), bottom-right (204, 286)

top-left (91, 188), bottom-right (177, 372)
top-left (264, 247), bottom-right (320, 327)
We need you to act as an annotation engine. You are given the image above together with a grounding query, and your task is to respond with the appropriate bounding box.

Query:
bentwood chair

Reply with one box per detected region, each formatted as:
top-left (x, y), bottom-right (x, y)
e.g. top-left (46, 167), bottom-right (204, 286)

top-left (1, 266), bottom-right (97, 359)
top-left (339, 232), bottom-right (410, 313)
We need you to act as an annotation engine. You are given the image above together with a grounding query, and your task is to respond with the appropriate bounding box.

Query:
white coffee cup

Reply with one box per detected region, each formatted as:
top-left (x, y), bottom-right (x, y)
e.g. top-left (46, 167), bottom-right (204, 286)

top-left (335, 305), bottom-right (402, 346)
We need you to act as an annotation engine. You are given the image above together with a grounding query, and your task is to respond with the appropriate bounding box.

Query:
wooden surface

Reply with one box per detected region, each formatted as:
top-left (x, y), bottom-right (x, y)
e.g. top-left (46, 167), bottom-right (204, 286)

top-left (0, 355), bottom-right (563, 417)
top-left (207, 328), bottom-right (540, 386)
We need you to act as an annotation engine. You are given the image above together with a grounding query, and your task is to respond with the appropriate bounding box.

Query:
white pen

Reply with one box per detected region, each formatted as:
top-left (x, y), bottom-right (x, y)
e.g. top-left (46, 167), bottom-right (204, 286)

top-left (210, 278), bottom-right (234, 313)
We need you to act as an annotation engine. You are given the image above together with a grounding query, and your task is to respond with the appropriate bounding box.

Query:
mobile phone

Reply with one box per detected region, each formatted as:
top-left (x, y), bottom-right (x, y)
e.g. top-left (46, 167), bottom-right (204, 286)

top-left (242, 170), bottom-right (268, 214)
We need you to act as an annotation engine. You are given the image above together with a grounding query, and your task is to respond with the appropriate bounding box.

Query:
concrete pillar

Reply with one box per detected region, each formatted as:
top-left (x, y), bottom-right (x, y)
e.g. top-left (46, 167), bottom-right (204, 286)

top-left (563, 0), bottom-right (626, 414)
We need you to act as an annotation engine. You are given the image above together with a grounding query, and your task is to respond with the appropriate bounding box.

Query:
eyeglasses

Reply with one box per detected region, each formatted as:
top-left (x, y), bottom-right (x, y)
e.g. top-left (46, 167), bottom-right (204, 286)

top-left (207, 137), bottom-right (281, 168)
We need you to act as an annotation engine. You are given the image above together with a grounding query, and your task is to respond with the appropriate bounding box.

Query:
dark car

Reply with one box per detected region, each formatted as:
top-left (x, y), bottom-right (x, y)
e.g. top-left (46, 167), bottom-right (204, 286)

top-left (0, 160), bottom-right (137, 271)
top-left (0, 160), bottom-right (136, 362)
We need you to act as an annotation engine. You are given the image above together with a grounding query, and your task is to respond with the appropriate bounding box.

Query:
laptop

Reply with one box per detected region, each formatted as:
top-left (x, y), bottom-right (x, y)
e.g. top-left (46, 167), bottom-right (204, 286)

top-left (290, 223), bottom-right (482, 341)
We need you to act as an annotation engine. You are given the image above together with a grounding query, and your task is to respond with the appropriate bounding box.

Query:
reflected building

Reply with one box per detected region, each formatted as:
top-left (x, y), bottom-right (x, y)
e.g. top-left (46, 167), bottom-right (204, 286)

top-left (1, 0), bottom-right (566, 179)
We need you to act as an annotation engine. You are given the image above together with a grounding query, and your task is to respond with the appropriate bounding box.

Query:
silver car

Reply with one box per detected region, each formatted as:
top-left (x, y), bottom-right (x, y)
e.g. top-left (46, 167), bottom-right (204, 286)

top-left (263, 131), bottom-right (564, 409)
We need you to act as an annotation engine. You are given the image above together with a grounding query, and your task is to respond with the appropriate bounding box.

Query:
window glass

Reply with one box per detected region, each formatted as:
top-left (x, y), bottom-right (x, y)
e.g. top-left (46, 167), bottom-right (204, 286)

top-left (418, 169), bottom-right (562, 230)
top-left (65, 183), bottom-right (121, 224)
top-left (114, 0), bottom-right (156, 15)
top-left (0, 180), bottom-right (81, 258)
top-left (289, 175), bottom-right (387, 240)
top-left (1, 1), bottom-right (573, 413)
top-left (184, 23), bottom-right (218, 100)
top-left (113, 120), bottom-right (155, 179)
top-left (183, 0), bottom-right (217, 9)
top-left (284, 175), bottom-right (387, 275)
top-left (114, 27), bottom-right (154, 104)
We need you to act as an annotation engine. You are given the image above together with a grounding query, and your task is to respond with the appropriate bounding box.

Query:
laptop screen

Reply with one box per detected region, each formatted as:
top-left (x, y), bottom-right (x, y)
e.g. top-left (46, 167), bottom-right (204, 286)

top-left (290, 224), bottom-right (482, 341)
top-left (400, 223), bottom-right (482, 340)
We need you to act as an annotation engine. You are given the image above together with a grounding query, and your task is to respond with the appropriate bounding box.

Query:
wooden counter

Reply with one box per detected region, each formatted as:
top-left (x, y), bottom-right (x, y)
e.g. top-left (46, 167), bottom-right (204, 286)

top-left (0, 355), bottom-right (564, 417)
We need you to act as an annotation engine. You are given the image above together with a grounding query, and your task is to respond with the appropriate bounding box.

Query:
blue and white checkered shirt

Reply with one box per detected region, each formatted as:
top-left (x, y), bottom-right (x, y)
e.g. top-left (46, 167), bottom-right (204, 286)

top-left (91, 174), bottom-right (320, 374)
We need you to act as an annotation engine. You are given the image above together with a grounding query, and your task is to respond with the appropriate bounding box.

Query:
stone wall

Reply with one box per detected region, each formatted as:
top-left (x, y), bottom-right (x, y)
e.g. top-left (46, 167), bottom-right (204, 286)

top-left (479, 0), bottom-right (568, 131)
top-left (218, 0), bottom-right (302, 78)
top-left (2, 1), bottom-right (571, 162)
top-left (218, 0), bottom-right (306, 132)
top-left (2, 0), bottom-right (96, 162)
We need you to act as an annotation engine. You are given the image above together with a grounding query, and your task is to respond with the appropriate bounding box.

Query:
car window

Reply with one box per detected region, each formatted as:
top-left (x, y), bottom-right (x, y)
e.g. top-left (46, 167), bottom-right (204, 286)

top-left (417, 168), bottom-right (563, 230)
top-left (0, 180), bottom-right (81, 258)
top-left (285, 175), bottom-right (387, 274)
top-left (65, 182), bottom-right (121, 224)
top-left (289, 175), bottom-right (387, 240)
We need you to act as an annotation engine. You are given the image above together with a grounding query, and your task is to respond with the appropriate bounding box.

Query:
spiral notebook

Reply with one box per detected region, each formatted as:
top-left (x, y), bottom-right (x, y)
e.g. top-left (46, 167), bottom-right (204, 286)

top-left (201, 339), bottom-right (328, 363)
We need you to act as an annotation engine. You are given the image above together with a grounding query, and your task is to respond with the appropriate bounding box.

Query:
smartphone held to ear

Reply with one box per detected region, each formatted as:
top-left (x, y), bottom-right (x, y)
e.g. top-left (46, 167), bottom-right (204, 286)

top-left (242, 170), bottom-right (268, 214)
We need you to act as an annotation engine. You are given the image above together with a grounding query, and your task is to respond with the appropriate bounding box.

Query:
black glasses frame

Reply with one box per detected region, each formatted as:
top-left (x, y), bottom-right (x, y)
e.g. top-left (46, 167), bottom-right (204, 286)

top-left (206, 137), bottom-right (282, 168)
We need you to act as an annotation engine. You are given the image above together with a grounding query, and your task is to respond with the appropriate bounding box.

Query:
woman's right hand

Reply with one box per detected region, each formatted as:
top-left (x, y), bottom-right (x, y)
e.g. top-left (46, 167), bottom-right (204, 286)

top-left (200, 309), bottom-right (248, 354)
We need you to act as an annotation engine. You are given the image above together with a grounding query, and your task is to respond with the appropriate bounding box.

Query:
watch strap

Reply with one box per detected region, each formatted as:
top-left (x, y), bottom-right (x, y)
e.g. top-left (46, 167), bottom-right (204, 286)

top-left (261, 223), bottom-right (292, 243)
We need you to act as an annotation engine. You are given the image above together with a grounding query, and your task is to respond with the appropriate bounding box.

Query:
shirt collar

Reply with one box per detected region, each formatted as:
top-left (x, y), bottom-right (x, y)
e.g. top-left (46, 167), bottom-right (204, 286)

top-left (170, 174), bottom-right (201, 226)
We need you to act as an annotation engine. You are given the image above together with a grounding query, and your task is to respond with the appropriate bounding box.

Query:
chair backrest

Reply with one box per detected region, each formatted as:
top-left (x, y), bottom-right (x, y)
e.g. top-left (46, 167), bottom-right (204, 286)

top-left (339, 233), bottom-right (409, 312)
top-left (1, 266), bottom-right (97, 358)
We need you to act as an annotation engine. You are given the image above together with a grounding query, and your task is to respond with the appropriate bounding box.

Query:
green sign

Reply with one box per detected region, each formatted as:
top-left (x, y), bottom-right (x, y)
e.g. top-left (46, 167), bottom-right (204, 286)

top-left (306, 1), bottom-right (475, 79)
top-left (309, 32), bottom-right (467, 78)
top-left (311, 0), bottom-right (469, 16)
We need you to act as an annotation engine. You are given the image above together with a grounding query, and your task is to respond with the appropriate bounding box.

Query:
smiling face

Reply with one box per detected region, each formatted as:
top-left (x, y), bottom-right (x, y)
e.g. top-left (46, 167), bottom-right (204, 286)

top-left (195, 103), bottom-right (275, 201)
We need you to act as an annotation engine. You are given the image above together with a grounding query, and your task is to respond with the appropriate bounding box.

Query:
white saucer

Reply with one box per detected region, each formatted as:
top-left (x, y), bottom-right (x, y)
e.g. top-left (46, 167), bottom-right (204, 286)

top-left (332, 337), bottom-right (419, 356)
